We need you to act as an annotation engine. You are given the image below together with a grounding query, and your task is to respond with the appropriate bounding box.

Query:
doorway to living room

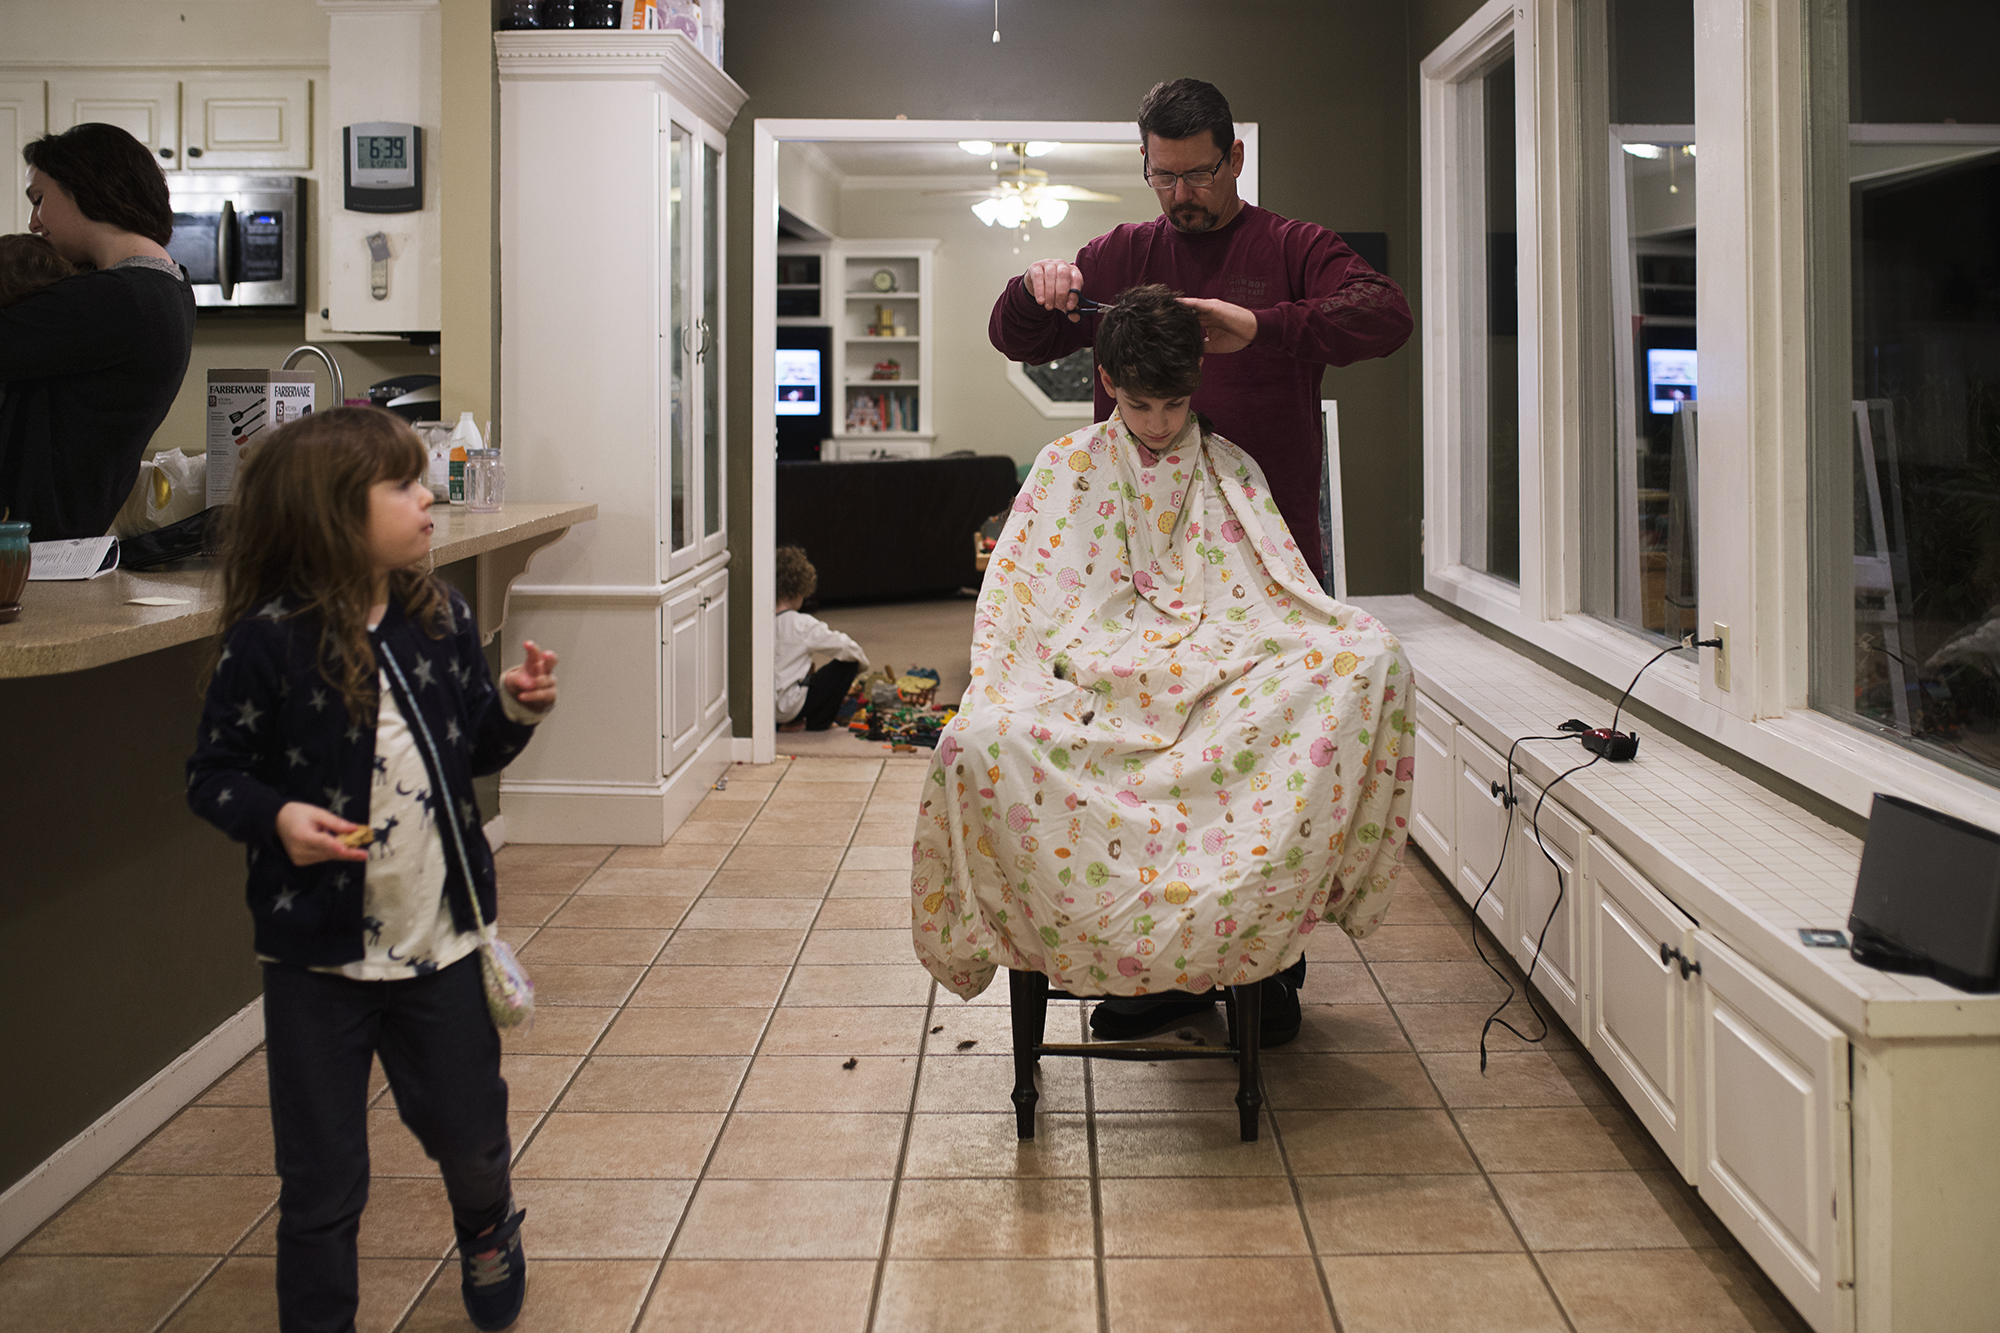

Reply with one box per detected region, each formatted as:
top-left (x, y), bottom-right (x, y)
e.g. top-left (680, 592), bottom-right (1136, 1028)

top-left (748, 118), bottom-right (1263, 762)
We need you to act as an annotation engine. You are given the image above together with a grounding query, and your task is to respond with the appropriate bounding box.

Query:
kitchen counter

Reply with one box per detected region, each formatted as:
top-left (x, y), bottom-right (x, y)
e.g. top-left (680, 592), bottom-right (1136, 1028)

top-left (0, 499), bottom-right (595, 1235)
top-left (0, 502), bottom-right (596, 678)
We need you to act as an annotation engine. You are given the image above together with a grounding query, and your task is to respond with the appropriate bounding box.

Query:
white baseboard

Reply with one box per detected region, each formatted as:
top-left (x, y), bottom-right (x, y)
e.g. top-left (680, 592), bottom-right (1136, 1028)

top-left (0, 996), bottom-right (264, 1257)
top-left (731, 736), bottom-right (756, 763)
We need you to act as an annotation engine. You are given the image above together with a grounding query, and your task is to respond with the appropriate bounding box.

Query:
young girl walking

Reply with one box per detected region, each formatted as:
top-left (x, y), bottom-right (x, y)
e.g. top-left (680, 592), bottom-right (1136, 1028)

top-left (187, 407), bottom-right (559, 1333)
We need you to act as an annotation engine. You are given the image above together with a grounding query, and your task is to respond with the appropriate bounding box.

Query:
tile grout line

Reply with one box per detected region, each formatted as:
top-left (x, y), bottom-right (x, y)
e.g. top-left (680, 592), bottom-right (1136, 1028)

top-left (863, 975), bottom-right (939, 1333)
top-left (142, 1254), bottom-right (228, 1333)
top-left (1359, 887), bottom-right (1581, 1333)
top-left (1260, 1081), bottom-right (1345, 1333)
top-left (622, 762), bottom-right (867, 1332)
top-left (1081, 1005), bottom-right (1111, 1333)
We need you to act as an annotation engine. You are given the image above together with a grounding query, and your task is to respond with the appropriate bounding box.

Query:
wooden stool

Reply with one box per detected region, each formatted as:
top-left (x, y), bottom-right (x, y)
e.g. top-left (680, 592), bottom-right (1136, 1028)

top-left (1007, 969), bottom-right (1264, 1143)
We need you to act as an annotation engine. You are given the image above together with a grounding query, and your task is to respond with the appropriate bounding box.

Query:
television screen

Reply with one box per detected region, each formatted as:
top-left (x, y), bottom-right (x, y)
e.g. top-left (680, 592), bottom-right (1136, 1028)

top-left (776, 348), bottom-right (821, 417)
top-left (1647, 348), bottom-right (1697, 415)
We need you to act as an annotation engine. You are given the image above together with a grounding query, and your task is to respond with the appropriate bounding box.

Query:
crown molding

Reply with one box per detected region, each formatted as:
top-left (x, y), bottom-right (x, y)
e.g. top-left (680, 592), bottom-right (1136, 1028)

top-left (839, 173), bottom-right (1135, 194)
top-left (494, 32), bottom-right (746, 130)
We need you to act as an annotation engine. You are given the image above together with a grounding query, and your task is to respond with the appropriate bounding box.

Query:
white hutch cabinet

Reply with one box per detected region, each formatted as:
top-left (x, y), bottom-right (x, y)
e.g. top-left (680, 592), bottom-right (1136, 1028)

top-left (495, 33), bottom-right (742, 844)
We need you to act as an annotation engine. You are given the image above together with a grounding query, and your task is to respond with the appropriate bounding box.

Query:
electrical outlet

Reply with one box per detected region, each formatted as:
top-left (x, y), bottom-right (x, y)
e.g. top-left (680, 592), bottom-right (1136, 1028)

top-left (1712, 622), bottom-right (1731, 692)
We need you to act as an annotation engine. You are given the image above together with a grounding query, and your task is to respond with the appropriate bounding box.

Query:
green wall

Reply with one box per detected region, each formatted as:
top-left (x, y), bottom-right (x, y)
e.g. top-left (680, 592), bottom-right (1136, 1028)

top-left (723, 0), bottom-right (1426, 732)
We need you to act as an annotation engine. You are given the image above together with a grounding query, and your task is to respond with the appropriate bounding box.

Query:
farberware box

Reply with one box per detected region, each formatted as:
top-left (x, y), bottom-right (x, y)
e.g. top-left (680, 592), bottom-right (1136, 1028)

top-left (206, 369), bottom-right (316, 506)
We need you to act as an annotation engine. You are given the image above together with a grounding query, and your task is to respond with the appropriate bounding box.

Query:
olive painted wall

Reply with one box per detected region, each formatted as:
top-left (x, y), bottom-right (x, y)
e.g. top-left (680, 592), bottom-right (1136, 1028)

top-left (724, 0), bottom-right (1429, 732)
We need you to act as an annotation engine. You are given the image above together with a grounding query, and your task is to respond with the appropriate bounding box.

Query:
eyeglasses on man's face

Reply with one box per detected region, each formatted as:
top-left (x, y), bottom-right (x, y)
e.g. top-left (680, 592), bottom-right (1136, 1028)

top-left (1142, 151), bottom-right (1229, 191)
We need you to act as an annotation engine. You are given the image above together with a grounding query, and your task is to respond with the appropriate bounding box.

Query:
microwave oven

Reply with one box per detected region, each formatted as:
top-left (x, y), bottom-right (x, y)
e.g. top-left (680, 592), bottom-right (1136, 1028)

top-left (164, 173), bottom-right (305, 310)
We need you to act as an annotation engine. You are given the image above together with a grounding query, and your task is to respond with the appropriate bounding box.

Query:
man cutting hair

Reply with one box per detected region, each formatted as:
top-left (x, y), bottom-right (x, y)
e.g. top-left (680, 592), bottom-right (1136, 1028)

top-left (988, 78), bottom-right (1414, 1044)
top-left (989, 77), bottom-right (1413, 590)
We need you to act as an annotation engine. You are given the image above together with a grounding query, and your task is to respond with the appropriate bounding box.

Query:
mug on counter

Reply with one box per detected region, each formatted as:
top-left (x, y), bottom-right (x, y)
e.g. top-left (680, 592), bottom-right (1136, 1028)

top-left (0, 520), bottom-right (30, 623)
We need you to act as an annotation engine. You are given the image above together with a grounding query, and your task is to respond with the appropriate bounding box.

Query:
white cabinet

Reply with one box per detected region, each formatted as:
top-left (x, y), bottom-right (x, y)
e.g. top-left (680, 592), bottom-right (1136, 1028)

top-left (497, 32), bottom-right (745, 845)
top-left (180, 76), bottom-right (311, 170)
top-left (663, 565), bottom-right (730, 777)
top-left (1411, 693), bottom-right (1456, 864)
top-left (1588, 842), bottom-right (1700, 1181)
top-left (1451, 727), bottom-right (1513, 941)
top-left (0, 81), bottom-right (45, 234)
top-left (833, 240), bottom-right (937, 453)
top-left (1695, 931), bottom-right (1853, 1333)
top-left (49, 76), bottom-right (181, 164)
top-left (1510, 783), bottom-right (1589, 1044)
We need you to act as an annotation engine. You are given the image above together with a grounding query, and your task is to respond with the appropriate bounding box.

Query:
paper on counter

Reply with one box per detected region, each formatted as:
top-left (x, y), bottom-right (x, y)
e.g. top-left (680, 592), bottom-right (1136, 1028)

top-left (127, 596), bottom-right (190, 606)
top-left (29, 536), bottom-right (120, 581)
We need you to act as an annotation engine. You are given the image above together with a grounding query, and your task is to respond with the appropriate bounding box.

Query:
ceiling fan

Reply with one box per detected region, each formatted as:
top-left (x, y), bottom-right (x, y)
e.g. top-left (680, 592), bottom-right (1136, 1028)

top-left (925, 141), bottom-right (1122, 229)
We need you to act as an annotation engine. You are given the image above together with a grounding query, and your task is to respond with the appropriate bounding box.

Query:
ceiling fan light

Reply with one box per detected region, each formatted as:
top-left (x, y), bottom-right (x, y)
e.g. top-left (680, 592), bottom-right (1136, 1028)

top-left (1034, 196), bottom-right (1069, 227)
top-left (959, 140), bottom-right (995, 156)
top-left (993, 194), bottom-right (1027, 229)
top-left (1023, 140), bottom-right (1059, 157)
top-left (971, 196), bottom-right (1005, 226)
top-left (1622, 142), bottom-right (1664, 159)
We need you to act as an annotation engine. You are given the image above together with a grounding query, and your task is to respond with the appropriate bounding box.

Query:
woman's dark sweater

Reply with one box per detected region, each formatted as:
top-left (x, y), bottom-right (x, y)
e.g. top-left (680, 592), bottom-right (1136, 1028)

top-left (0, 260), bottom-right (196, 539)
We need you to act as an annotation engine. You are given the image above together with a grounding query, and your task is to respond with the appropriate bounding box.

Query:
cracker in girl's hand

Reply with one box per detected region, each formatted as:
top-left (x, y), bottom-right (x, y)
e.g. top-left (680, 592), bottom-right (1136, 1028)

top-left (338, 826), bottom-right (375, 848)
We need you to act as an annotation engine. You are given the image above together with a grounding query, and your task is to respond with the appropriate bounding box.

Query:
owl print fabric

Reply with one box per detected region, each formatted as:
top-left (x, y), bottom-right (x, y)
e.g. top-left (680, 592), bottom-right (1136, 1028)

top-left (911, 413), bottom-right (1414, 1001)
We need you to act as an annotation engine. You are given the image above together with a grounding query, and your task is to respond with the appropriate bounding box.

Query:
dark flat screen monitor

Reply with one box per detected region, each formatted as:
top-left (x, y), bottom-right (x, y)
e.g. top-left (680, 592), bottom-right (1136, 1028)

top-left (776, 326), bottom-right (833, 460)
top-left (1849, 793), bottom-right (2000, 992)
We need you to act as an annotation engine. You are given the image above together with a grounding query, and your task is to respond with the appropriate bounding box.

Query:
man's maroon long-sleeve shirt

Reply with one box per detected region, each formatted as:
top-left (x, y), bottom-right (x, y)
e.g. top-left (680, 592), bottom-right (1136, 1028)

top-left (988, 204), bottom-right (1413, 584)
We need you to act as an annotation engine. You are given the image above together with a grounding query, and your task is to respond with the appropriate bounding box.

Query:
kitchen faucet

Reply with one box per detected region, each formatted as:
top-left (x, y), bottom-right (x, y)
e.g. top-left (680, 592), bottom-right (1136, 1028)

top-left (280, 343), bottom-right (345, 411)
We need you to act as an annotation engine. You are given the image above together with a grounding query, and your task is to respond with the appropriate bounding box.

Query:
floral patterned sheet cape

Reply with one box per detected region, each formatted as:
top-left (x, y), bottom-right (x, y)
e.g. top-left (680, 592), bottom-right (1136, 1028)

top-left (911, 413), bottom-right (1414, 1002)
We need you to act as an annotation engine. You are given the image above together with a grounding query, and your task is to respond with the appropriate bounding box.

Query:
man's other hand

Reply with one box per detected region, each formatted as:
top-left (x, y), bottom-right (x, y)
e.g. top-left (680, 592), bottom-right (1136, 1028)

top-left (1180, 297), bottom-right (1258, 353)
top-left (1024, 260), bottom-right (1087, 321)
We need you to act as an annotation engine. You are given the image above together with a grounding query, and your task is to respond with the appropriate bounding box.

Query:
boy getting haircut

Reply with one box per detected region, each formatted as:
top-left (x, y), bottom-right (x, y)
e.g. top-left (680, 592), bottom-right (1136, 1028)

top-left (1094, 283), bottom-right (1203, 398)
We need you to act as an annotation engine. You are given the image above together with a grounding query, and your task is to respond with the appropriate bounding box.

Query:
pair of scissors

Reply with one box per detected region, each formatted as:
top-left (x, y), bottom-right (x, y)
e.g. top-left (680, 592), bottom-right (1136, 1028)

top-left (1065, 294), bottom-right (1116, 316)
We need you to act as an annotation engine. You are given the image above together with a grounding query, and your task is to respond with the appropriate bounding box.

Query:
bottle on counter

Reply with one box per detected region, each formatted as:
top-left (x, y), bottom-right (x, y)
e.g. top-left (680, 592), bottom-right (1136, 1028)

top-left (447, 411), bottom-right (479, 505)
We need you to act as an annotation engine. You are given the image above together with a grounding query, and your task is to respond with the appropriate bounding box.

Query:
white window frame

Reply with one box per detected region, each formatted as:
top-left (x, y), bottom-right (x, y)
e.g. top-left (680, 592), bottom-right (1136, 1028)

top-left (1419, 0), bottom-right (2000, 831)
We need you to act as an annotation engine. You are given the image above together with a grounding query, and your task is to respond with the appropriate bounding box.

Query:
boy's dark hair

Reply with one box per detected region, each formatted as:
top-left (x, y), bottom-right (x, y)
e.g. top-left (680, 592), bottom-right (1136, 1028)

top-left (23, 123), bottom-right (175, 247)
top-left (1095, 284), bottom-right (1204, 400)
top-left (775, 545), bottom-right (818, 604)
top-left (0, 233), bottom-right (76, 305)
top-left (1138, 79), bottom-right (1234, 155)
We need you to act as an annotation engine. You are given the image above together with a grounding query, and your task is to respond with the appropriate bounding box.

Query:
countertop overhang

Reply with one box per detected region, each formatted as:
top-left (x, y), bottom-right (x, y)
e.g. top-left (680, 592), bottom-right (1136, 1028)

top-left (0, 502), bottom-right (597, 679)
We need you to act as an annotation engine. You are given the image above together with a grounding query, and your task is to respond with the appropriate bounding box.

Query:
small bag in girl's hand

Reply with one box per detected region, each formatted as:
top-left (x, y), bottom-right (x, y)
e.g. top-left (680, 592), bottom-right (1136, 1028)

top-left (478, 935), bottom-right (535, 1029)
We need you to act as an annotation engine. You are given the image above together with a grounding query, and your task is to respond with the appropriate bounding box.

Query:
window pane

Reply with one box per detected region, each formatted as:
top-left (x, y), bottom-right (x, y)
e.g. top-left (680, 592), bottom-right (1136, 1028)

top-left (1584, 1), bottom-right (1697, 641)
top-left (1461, 53), bottom-right (1519, 584)
top-left (1811, 0), bottom-right (2000, 779)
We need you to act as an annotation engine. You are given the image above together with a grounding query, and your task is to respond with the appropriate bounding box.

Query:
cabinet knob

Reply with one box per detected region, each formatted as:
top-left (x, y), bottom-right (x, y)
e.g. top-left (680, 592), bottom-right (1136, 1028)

top-left (1658, 941), bottom-right (1701, 980)
top-left (158, 147), bottom-right (174, 159)
top-left (699, 596), bottom-right (711, 608)
top-left (187, 146), bottom-right (204, 159)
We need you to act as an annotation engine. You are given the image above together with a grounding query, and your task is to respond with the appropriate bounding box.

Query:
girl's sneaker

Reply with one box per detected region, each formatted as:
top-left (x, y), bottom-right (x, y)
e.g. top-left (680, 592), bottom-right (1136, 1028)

top-left (459, 1207), bottom-right (528, 1330)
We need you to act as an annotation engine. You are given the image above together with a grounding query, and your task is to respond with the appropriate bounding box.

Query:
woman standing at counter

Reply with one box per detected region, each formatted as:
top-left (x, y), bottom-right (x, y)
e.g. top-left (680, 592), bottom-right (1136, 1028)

top-left (0, 122), bottom-right (195, 539)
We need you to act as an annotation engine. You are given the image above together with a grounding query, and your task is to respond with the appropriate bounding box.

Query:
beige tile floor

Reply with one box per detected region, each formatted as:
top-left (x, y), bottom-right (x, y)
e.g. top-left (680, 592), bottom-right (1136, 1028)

top-left (2, 756), bottom-right (1812, 1333)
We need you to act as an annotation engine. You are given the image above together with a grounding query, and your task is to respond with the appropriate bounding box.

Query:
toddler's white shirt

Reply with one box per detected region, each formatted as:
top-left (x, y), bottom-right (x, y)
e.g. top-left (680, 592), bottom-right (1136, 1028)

top-left (774, 609), bottom-right (869, 723)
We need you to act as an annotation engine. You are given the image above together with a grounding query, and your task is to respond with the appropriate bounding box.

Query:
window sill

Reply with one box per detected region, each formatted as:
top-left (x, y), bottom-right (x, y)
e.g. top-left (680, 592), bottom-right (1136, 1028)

top-left (1419, 568), bottom-right (2000, 831)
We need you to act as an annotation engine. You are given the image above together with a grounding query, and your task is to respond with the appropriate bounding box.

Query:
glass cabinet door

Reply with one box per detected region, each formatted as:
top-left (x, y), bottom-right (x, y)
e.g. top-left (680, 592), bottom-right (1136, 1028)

top-left (664, 118), bottom-right (692, 576)
top-left (700, 135), bottom-right (726, 559)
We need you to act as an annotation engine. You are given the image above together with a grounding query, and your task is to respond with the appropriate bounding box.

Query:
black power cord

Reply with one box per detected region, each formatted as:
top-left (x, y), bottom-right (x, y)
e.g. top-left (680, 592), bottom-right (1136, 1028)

top-left (1462, 636), bottom-right (1723, 1071)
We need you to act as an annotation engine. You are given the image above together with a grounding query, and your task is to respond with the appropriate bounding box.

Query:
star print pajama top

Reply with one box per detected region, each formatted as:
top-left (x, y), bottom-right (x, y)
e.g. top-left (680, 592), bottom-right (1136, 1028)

top-left (187, 587), bottom-right (543, 970)
top-left (910, 414), bottom-right (1415, 1001)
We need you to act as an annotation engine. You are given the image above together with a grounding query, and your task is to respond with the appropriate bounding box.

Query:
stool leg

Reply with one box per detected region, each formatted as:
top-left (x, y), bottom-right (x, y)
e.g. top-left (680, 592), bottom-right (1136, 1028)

top-left (1008, 969), bottom-right (1049, 1140)
top-left (1221, 985), bottom-right (1238, 1051)
top-left (1232, 982), bottom-right (1263, 1142)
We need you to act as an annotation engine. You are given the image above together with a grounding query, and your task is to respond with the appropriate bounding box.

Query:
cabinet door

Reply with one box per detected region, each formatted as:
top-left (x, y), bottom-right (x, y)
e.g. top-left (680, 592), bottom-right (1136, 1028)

top-left (180, 76), bottom-right (310, 170)
top-left (0, 82), bottom-right (45, 234)
top-left (1695, 931), bottom-right (1853, 1333)
top-left (663, 581), bottom-right (704, 775)
top-left (696, 129), bottom-right (727, 564)
top-left (1411, 694), bottom-right (1456, 867)
top-left (660, 109), bottom-right (696, 581)
top-left (1452, 727), bottom-right (1512, 940)
top-left (1588, 842), bottom-right (1699, 1179)
top-left (697, 566), bottom-right (729, 736)
top-left (49, 77), bottom-right (180, 164)
top-left (1511, 786), bottom-right (1588, 1045)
